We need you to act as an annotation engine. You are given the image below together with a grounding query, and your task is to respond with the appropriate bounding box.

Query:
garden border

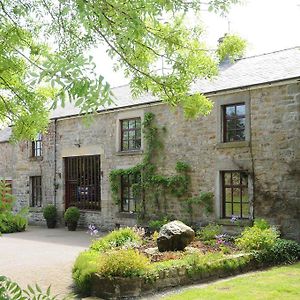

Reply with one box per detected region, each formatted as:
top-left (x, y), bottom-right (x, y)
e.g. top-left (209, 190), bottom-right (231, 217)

top-left (90, 253), bottom-right (262, 299)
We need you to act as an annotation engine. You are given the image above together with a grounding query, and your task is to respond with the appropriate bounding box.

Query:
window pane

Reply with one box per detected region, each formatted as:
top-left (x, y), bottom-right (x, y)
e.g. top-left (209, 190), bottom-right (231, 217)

top-left (242, 203), bottom-right (250, 218)
top-left (128, 139), bottom-right (135, 150)
top-left (225, 203), bottom-right (232, 217)
top-left (227, 131), bottom-right (235, 142)
top-left (128, 120), bottom-right (136, 129)
top-left (224, 172), bottom-right (231, 185)
top-left (135, 139), bottom-right (141, 149)
top-left (225, 188), bottom-right (232, 202)
top-left (122, 198), bottom-right (129, 212)
top-left (235, 130), bottom-right (245, 141)
top-left (128, 130), bottom-right (135, 139)
top-left (122, 120), bottom-right (128, 130)
top-left (122, 175), bottom-right (129, 186)
top-left (136, 129), bottom-right (141, 139)
top-left (227, 119), bottom-right (236, 130)
top-left (129, 199), bottom-right (136, 212)
top-left (242, 188), bottom-right (249, 202)
top-left (236, 118), bottom-right (245, 129)
top-left (135, 119), bottom-right (141, 128)
top-left (236, 105), bottom-right (245, 116)
top-left (226, 106), bottom-right (235, 116)
top-left (233, 203), bottom-right (242, 218)
top-left (241, 173), bottom-right (248, 186)
top-left (232, 173), bottom-right (240, 185)
top-left (232, 188), bottom-right (240, 202)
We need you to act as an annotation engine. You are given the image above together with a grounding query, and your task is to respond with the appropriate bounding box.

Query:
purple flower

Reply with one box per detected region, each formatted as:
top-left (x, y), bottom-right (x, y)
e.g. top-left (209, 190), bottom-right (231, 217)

top-left (230, 215), bottom-right (239, 223)
top-left (87, 224), bottom-right (99, 236)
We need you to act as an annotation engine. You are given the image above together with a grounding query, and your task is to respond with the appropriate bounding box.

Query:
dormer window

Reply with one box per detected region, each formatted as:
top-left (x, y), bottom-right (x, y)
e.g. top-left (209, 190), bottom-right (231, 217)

top-left (32, 133), bottom-right (42, 157)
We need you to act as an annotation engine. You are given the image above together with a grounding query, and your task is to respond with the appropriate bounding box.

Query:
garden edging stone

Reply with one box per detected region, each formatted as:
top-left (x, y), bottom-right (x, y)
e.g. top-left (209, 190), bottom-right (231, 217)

top-left (90, 253), bottom-right (261, 299)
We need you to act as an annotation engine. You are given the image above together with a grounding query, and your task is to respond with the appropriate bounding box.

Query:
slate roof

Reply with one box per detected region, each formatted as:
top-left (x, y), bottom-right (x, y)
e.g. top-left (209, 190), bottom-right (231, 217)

top-left (50, 84), bottom-right (156, 119)
top-left (50, 47), bottom-right (300, 119)
top-left (191, 46), bottom-right (300, 94)
top-left (1, 47), bottom-right (300, 141)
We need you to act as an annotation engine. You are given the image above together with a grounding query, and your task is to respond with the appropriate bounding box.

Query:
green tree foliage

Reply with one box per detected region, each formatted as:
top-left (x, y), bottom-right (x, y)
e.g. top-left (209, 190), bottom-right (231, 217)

top-left (0, 0), bottom-right (245, 140)
top-left (217, 34), bottom-right (247, 62)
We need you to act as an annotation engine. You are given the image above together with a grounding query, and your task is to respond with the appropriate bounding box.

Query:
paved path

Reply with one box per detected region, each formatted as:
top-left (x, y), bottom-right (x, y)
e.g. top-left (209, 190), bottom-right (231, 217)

top-left (0, 226), bottom-right (97, 298)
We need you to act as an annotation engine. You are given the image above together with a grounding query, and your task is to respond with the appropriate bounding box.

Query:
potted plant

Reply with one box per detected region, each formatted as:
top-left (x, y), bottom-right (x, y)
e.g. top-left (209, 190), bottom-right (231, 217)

top-left (43, 204), bottom-right (57, 228)
top-left (64, 206), bottom-right (80, 231)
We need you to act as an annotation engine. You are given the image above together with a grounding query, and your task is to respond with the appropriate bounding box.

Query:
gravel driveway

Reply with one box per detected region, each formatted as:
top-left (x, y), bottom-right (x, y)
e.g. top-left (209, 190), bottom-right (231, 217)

top-left (0, 226), bottom-right (97, 298)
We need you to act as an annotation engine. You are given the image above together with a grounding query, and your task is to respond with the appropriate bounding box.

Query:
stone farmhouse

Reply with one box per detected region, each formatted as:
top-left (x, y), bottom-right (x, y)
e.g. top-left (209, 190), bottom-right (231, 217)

top-left (0, 47), bottom-right (299, 241)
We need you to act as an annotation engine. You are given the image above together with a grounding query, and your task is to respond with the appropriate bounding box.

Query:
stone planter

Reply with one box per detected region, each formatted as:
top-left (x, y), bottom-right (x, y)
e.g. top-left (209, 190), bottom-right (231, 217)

top-left (91, 275), bottom-right (142, 299)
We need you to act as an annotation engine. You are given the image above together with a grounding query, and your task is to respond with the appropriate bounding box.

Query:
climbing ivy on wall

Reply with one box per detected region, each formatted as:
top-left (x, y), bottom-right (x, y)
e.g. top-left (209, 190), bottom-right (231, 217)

top-left (109, 112), bottom-right (213, 220)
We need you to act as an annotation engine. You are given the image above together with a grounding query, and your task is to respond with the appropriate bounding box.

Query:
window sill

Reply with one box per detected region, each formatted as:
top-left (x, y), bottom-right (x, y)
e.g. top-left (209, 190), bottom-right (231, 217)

top-left (216, 141), bottom-right (250, 149)
top-left (78, 209), bottom-right (101, 213)
top-left (217, 218), bottom-right (253, 227)
top-left (116, 150), bottom-right (143, 156)
top-left (29, 156), bottom-right (43, 161)
top-left (115, 212), bottom-right (137, 219)
top-left (29, 207), bottom-right (43, 213)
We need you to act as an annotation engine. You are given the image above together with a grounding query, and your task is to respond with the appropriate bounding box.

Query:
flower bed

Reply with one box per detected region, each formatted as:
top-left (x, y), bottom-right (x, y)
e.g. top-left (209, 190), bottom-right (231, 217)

top-left (72, 220), bottom-right (300, 299)
top-left (90, 253), bottom-right (257, 299)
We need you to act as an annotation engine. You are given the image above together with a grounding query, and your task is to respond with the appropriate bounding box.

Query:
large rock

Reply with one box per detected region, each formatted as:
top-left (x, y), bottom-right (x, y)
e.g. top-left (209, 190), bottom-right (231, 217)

top-left (157, 220), bottom-right (195, 252)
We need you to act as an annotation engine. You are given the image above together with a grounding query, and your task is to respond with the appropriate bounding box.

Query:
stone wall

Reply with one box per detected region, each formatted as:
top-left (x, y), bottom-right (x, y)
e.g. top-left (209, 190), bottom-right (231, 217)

top-left (0, 142), bottom-right (14, 180)
top-left (2, 81), bottom-right (299, 241)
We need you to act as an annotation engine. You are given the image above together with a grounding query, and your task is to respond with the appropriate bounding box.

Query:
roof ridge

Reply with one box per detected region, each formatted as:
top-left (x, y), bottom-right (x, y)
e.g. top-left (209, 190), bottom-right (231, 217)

top-left (236, 46), bottom-right (300, 61)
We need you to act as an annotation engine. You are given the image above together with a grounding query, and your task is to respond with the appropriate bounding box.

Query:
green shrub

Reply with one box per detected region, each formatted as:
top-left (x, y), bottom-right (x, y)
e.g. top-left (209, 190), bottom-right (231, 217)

top-left (43, 204), bottom-right (57, 220)
top-left (148, 217), bottom-right (169, 232)
top-left (0, 181), bottom-right (14, 212)
top-left (253, 218), bottom-right (270, 230)
top-left (0, 181), bottom-right (28, 234)
top-left (64, 206), bottom-right (80, 223)
top-left (73, 249), bottom-right (149, 293)
top-left (90, 227), bottom-right (141, 252)
top-left (236, 222), bottom-right (279, 251)
top-left (72, 250), bottom-right (100, 294)
top-left (0, 207), bottom-right (28, 233)
top-left (197, 223), bottom-right (222, 241)
top-left (98, 249), bottom-right (150, 278)
top-left (256, 239), bottom-right (300, 264)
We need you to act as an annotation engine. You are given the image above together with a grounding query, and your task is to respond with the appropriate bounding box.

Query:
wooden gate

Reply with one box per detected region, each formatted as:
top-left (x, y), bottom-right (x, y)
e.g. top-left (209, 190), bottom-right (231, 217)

top-left (64, 155), bottom-right (101, 210)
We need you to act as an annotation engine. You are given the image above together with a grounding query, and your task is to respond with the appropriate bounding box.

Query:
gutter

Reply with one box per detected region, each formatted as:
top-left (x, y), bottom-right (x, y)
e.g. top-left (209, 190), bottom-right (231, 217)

top-left (204, 76), bottom-right (300, 97)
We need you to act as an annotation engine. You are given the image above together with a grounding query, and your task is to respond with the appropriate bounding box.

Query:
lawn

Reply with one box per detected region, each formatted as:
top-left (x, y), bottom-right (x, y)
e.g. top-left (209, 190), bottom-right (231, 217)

top-left (163, 262), bottom-right (300, 300)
